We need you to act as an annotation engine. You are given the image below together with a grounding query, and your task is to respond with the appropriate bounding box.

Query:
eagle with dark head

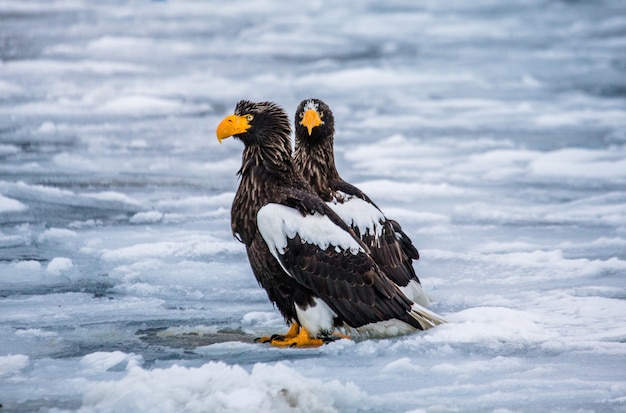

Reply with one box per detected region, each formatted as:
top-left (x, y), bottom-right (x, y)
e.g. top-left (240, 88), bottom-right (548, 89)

top-left (294, 98), bottom-right (431, 307)
top-left (216, 100), bottom-right (445, 347)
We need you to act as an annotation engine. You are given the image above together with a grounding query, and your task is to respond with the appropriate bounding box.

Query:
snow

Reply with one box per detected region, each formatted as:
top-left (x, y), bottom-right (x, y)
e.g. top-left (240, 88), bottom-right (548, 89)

top-left (79, 361), bottom-right (364, 413)
top-left (1, 0), bottom-right (625, 412)
top-left (0, 194), bottom-right (27, 213)
top-left (0, 354), bottom-right (30, 378)
top-left (80, 351), bottom-right (142, 372)
top-left (46, 257), bottom-right (74, 276)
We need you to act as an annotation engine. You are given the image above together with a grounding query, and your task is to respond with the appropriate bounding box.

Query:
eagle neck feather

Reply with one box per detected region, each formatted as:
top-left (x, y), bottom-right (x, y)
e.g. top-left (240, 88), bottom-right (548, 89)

top-left (294, 136), bottom-right (340, 203)
top-left (233, 139), bottom-right (297, 245)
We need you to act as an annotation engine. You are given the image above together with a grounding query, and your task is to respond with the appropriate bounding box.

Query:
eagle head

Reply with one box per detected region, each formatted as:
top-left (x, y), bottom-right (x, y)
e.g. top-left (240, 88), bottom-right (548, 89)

top-left (295, 98), bottom-right (335, 140)
top-left (216, 100), bottom-right (291, 146)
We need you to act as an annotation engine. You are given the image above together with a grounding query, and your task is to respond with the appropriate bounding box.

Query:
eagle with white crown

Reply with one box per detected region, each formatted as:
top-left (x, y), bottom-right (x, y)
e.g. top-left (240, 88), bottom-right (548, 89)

top-left (293, 98), bottom-right (431, 308)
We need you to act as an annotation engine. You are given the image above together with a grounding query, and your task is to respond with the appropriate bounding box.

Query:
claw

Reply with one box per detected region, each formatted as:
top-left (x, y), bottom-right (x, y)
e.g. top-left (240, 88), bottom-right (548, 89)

top-left (270, 327), bottom-right (326, 348)
top-left (255, 324), bottom-right (350, 348)
top-left (321, 335), bottom-right (340, 344)
top-left (254, 322), bottom-right (300, 344)
top-left (267, 326), bottom-right (325, 348)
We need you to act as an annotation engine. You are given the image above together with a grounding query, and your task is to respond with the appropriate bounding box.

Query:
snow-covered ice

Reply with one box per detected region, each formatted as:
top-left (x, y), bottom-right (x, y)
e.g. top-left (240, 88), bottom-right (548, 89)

top-left (1, 0), bottom-right (625, 412)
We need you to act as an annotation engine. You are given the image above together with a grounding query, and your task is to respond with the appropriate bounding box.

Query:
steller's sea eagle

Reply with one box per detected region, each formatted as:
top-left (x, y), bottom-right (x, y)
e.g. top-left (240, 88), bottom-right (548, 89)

top-left (294, 98), bottom-right (431, 307)
top-left (216, 100), bottom-right (445, 347)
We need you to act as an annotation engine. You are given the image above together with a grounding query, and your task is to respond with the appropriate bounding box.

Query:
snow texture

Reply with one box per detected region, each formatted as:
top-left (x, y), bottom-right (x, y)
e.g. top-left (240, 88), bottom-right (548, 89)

top-left (1, 0), bottom-right (626, 412)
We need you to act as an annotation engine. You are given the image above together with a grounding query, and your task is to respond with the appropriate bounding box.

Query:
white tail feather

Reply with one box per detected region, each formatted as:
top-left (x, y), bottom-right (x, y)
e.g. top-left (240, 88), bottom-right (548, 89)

top-left (409, 303), bottom-right (447, 330)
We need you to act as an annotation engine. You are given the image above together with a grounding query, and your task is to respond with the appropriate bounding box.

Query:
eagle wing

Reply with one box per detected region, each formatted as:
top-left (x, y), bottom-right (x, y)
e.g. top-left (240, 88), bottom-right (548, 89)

top-left (324, 180), bottom-right (430, 307)
top-left (388, 218), bottom-right (419, 260)
top-left (256, 202), bottom-right (417, 329)
top-left (326, 189), bottom-right (417, 282)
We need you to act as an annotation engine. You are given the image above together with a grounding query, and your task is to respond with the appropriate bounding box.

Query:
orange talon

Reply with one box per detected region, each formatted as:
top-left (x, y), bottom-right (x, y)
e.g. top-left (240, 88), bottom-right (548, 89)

top-left (269, 326), bottom-right (325, 348)
top-left (256, 324), bottom-right (350, 348)
top-left (282, 322), bottom-right (301, 339)
top-left (254, 322), bottom-right (300, 343)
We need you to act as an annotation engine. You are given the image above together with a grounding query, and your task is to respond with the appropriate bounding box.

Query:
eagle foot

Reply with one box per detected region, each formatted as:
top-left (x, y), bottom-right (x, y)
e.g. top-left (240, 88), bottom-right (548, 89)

top-left (255, 324), bottom-right (350, 348)
top-left (272, 327), bottom-right (325, 348)
top-left (273, 328), bottom-right (349, 348)
top-left (254, 322), bottom-right (300, 344)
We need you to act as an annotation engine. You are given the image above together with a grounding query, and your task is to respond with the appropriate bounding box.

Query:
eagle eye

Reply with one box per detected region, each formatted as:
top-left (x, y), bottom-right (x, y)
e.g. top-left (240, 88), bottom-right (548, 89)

top-left (246, 114), bottom-right (254, 121)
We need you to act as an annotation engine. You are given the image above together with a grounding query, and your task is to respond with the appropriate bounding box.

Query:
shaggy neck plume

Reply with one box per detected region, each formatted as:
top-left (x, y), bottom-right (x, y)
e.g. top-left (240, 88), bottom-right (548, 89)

top-left (294, 132), bottom-right (340, 202)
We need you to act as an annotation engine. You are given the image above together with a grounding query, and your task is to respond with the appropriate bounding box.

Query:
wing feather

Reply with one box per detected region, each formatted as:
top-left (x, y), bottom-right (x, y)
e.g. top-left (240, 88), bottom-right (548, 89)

top-left (327, 185), bottom-right (425, 304)
top-left (257, 203), bottom-right (418, 329)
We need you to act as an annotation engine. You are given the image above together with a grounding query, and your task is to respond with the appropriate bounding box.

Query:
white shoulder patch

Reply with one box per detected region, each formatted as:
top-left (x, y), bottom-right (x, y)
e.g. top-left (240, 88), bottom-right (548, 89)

top-left (327, 193), bottom-right (385, 238)
top-left (257, 203), bottom-right (364, 260)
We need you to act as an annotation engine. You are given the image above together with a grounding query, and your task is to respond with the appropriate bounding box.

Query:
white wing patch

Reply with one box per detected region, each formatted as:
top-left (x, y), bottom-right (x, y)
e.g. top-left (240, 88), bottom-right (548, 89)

top-left (257, 203), bottom-right (364, 264)
top-left (327, 192), bottom-right (385, 239)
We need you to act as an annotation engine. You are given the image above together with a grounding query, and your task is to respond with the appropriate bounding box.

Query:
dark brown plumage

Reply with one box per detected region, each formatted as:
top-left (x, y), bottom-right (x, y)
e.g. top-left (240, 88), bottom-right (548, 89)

top-left (293, 98), bottom-right (430, 307)
top-left (216, 100), bottom-right (444, 346)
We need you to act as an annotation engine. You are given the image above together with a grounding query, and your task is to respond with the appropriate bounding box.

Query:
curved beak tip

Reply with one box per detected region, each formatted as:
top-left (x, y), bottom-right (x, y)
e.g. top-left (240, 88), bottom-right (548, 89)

top-left (216, 114), bottom-right (251, 143)
top-left (300, 109), bottom-right (322, 136)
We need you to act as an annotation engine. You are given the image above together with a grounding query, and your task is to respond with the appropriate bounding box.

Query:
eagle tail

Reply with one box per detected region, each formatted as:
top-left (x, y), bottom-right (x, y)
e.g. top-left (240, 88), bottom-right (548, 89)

top-left (408, 303), bottom-right (447, 330)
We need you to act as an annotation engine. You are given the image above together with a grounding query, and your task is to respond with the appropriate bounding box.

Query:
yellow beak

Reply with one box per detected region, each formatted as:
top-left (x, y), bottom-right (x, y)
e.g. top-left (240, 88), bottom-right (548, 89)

top-left (216, 114), bottom-right (251, 144)
top-left (300, 109), bottom-right (323, 136)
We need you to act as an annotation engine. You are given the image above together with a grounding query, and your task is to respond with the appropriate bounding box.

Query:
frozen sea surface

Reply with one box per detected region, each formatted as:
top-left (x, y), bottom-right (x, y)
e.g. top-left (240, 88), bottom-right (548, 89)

top-left (1, 1), bottom-right (626, 412)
